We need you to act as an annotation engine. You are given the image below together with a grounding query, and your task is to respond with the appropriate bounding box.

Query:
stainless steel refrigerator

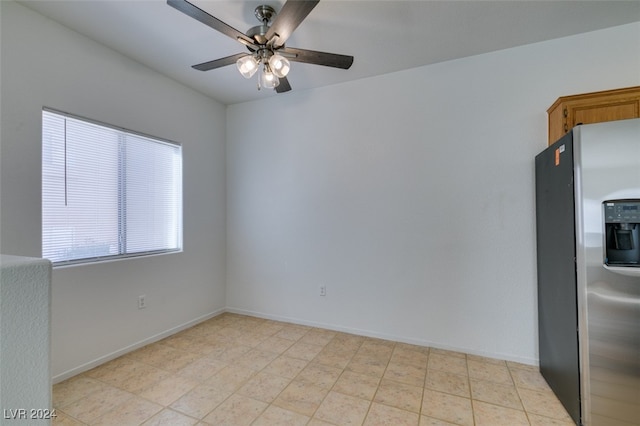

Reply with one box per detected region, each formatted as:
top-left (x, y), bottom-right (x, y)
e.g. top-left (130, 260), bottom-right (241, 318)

top-left (535, 118), bottom-right (640, 426)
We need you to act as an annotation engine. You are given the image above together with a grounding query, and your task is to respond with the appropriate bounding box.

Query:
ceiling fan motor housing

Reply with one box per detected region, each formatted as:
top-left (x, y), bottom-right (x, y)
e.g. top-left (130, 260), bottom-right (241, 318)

top-left (167, 0), bottom-right (353, 94)
top-left (247, 5), bottom-right (277, 45)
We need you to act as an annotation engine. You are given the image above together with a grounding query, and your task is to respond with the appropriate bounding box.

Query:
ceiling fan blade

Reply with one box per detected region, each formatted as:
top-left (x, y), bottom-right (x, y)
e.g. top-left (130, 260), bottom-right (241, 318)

top-left (281, 47), bottom-right (353, 69)
top-left (276, 76), bottom-right (292, 93)
top-left (192, 53), bottom-right (247, 71)
top-left (266, 0), bottom-right (319, 48)
top-left (167, 0), bottom-right (254, 46)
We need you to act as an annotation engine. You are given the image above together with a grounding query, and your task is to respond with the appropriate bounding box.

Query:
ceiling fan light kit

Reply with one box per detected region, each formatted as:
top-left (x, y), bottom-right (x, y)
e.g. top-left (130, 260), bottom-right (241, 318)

top-left (167, 0), bottom-right (354, 94)
top-left (236, 55), bottom-right (259, 79)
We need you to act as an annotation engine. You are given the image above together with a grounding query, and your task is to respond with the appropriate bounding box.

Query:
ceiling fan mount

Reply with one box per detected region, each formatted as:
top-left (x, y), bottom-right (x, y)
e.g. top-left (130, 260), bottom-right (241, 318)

top-left (254, 5), bottom-right (276, 25)
top-left (246, 5), bottom-right (276, 44)
top-left (167, 0), bottom-right (354, 93)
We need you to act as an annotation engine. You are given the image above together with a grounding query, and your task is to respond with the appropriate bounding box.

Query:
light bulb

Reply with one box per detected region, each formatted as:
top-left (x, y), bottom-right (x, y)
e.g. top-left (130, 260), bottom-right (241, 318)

top-left (268, 53), bottom-right (290, 78)
top-left (260, 66), bottom-right (280, 89)
top-left (236, 55), bottom-right (259, 79)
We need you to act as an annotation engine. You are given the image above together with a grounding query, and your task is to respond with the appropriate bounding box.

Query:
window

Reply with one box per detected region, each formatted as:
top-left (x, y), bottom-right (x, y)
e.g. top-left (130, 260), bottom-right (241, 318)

top-left (42, 109), bottom-right (182, 266)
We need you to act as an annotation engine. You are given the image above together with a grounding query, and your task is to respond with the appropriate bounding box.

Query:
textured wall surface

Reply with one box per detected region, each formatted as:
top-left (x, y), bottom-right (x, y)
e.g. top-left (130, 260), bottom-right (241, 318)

top-left (1, 1), bottom-right (227, 381)
top-left (0, 255), bottom-right (51, 423)
top-left (227, 22), bottom-right (640, 364)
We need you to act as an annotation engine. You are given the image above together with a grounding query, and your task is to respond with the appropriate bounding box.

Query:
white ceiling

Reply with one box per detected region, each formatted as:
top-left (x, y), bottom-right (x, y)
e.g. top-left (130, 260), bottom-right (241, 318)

top-left (19, 0), bottom-right (640, 105)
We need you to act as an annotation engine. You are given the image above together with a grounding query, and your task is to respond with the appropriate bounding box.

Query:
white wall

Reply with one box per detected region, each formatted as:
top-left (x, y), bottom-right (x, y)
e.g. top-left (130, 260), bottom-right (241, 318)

top-left (226, 23), bottom-right (640, 364)
top-left (1, 255), bottom-right (51, 421)
top-left (0, 1), bottom-right (227, 381)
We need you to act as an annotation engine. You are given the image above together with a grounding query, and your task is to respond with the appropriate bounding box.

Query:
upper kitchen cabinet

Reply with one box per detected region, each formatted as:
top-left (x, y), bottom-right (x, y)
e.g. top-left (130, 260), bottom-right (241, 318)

top-left (547, 86), bottom-right (640, 145)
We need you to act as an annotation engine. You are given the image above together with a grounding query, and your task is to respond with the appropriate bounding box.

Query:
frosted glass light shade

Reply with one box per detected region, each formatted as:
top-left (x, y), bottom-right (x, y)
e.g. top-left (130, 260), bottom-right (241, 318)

top-left (236, 55), bottom-right (259, 79)
top-left (269, 54), bottom-right (290, 78)
top-left (260, 67), bottom-right (280, 89)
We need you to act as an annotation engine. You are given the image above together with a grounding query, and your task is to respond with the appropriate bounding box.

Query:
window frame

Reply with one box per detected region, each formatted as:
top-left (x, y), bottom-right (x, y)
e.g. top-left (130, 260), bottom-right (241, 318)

top-left (42, 107), bottom-right (183, 267)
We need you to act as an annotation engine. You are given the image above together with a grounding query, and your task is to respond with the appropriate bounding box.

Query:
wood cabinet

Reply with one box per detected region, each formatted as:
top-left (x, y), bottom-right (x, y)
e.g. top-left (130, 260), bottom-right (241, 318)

top-left (547, 86), bottom-right (640, 145)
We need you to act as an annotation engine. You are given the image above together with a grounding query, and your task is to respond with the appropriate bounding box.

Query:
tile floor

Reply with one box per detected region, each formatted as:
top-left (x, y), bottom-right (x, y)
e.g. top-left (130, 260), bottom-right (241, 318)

top-left (52, 313), bottom-right (575, 425)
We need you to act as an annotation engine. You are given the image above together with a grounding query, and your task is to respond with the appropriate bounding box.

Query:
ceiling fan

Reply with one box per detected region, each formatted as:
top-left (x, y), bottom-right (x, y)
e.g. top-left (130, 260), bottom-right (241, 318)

top-left (167, 0), bottom-right (354, 93)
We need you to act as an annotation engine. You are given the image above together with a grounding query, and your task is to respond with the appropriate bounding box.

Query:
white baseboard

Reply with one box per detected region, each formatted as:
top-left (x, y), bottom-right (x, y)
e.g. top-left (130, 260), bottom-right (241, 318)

top-left (54, 306), bottom-right (538, 384)
top-left (226, 306), bottom-right (539, 367)
top-left (52, 308), bottom-right (226, 383)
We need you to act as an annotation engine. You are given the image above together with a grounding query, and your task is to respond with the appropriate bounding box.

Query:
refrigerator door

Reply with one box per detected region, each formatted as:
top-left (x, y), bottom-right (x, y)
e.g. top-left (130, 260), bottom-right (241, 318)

top-left (535, 131), bottom-right (581, 424)
top-left (574, 119), bottom-right (640, 426)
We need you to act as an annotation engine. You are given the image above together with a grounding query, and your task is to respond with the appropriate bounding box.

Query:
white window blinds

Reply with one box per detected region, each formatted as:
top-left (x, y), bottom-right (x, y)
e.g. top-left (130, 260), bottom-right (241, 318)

top-left (42, 109), bottom-right (182, 265)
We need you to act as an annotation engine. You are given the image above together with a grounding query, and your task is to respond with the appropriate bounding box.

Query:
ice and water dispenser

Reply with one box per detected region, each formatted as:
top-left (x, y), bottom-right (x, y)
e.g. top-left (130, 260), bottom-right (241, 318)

top-left (604, 200), bottom-right (640, 266)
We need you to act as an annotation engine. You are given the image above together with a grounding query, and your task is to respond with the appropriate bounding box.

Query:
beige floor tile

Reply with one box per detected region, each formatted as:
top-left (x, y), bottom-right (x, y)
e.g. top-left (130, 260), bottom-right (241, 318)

top-left (346, 355), bottom-right (388, 378)
top-left (333, 370), bottom-right (381, 400)
top-left (180, 321), bottom-right (224, 339)
top-left (138, 374), bottom-right (199, 406)
top-left (215, 326), bottom-right (246, 341)
top-left (273, 380), bottom-right (329, 416)
top-left (92, 395), bottom-right (163, 425)
top-left (374, 378), bottom-right (423, 413)
top-left (299, 329), bottom-right (337, 347)
top-left (307, 418), bottom-right (336, 426)
top-left (313, 390), bottom-right (371, 425)
top-left (362, 338), bottom-right (396, 350)
top-left (470, 378), bottom-right (522, 410)
top-left (507, 361), bottom-right (540, 372)
top-left (419, 415), bottom-right (459, 425)
top-left (422, 388), bottom-right (473, 426)
top-left (472, 400), bottom-right (529, 426)
top-left (236, 371), bottom-right (291, 403)
top-left (120, 367), bottom-right (173, 394)
top-left (296, 363), bottom-right (343, 389)
top-left (313, 348), bottom-right (354, 369)
top-left (252, 405), bottom-right (310, 426)
top-left (201, 394), bottom-right (268, 425)
top-left (256, 336), bottom-right (296, 354)
top-left (510, 366), bottom-right (551, 391)
top-left (51, 314), bottom-right (575, 426)
top-left (86, 358), bottom-right (171, 394)
top-left (358, 341), bottom-right (394, 361)
top-left (466, 354), bottom-right (507, 365)
top-left (51, 410), bottom-right (85, 426)
top-left (427, 353), bottom-right (468, 376)
top-left (429, 348), bottom-right (467, 359)
top-left (517, 388), bottom-right (572, 420)
top-left (169, 384), bottom-right (231, 419)
top-left (53, 376), bottom-right (109, 408)
top-left (216, 344), bottom-right (253, 363)
top-left (391, 346), bottom-right (429, 369)
top-left (364, 402), bottom-right (420, 426)
top-left (177, 357), bottom-right (227, 381)
top-left (527, 413), bottom-right (577, 425)
top-left (284, 341), bottom-right (325, 361)
top-left (467, 359), bottom-right (513, 385)
top-left (395, 342), bottom-right (430, 355)
top-left (161, 335), bottom-right (216, 355)
top-left (85, 355), bottom-right (139, 376)
top-left (233, 331), bottom-right (270, 348)
top-left (130, 343), bottom-right (200, 372)
top-left (207, 364), bottom-right (256, 393)
top-left (235, 347), bottom-right (280, 371)
top-left (263, 355), bottom-right (309, 379)
top-left (253, 321), bottom-right (286, 337)
top-left (60, 385), bottom-right (133, 423)
top-left (425, 369), bottom-right (470, 398)
top-left (384, 360), bottom-right (427, 387)
top-left (326, 334), bottom-right (364, 353)
top-left (275, 325), bottom-right (311, 341)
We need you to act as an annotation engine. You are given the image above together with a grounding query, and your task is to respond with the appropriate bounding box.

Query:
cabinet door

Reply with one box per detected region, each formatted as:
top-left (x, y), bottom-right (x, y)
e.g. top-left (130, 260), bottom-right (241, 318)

top-left (548, 87), bottom-right (640, 145)
top-left (571, 100), bottom-right (639, 128)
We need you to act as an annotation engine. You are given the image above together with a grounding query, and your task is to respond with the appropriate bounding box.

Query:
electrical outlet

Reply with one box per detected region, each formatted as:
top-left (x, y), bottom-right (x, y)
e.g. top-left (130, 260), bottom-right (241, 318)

top-left (319, 285), bottom-right (326, 296)
top-left (138, 295), bottom-right (146, 309)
